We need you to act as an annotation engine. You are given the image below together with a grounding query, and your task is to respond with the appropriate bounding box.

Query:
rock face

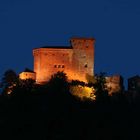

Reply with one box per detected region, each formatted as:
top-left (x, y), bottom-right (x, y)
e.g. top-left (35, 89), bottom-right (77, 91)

top-left (33, 37), bottom-right (95, 84)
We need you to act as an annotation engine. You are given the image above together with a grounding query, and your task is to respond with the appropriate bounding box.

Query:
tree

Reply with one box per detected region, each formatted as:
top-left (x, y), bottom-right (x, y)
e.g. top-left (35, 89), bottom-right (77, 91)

top-left (47, 71), bottom-right (69, 93)
top-left (70, 80), bottom-right (86, 87)
top-left (93, 72), bottom-right (109, 103)
top-left (46, 71), bottom-right (73, 116)
top-left (1, 69), bottom-right (18, 95)
top-left (2, 69), bottom-right (18, 85)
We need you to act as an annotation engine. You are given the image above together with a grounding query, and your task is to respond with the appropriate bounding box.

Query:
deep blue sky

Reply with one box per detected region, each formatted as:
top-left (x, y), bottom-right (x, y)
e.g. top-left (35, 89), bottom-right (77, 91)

top-left (0, 0), bottom-right (140, 85)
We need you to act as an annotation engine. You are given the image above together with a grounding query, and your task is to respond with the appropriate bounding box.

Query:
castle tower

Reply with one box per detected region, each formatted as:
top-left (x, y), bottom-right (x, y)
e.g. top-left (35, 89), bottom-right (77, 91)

top-left (70, 38), bottom-right (95, 82)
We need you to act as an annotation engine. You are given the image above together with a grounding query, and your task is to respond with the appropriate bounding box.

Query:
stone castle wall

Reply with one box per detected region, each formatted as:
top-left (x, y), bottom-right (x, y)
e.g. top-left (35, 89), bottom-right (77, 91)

top-left (33, 38), bottom-right (95, 84)
top-left (19, 72), bottom-right (36, 81)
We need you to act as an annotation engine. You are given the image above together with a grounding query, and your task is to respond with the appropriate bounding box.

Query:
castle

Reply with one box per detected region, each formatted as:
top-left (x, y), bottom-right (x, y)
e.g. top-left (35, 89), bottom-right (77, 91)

top-left (19, 37), bottom-right (123, 96)
top-left (32, 37), bottom-right (95, 84)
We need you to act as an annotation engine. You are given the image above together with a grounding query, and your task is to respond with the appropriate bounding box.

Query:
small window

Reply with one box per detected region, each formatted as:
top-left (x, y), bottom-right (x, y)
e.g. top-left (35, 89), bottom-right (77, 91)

top-left (84, 64), bottom-right (88, 68)
top-left (54, 65), bottom-right (57, 68)
top-left (62, 65), bottom-right (65, 68)
top-left (58, 65), bottom-right (61, 68)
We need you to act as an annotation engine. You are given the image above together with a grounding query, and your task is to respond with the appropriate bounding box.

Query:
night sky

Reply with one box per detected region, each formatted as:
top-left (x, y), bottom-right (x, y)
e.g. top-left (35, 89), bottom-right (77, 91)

top-left (0, 0), bottom-right (140, 86)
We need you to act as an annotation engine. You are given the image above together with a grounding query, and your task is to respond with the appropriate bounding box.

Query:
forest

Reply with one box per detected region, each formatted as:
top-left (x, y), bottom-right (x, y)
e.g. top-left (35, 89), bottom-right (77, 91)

top-left (0, 70), bottom-right (140, 140)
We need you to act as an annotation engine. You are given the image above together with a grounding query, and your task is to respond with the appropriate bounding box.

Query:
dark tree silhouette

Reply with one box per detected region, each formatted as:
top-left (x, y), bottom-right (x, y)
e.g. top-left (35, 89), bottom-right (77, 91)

top-left (0, 69), bottom-right (139, 140)
top-left (1, 69), bottom-right (18, 95)
top-left (44, 71), bottom-right (75, 116)
top-left (47, 71), bottom-right (69, 94)
top-left (2, 69), bottom-right (18, 85)
top-left (93, 72), bottom-right (109, 103)
top-left (70, 80), bottom-right (86, 86)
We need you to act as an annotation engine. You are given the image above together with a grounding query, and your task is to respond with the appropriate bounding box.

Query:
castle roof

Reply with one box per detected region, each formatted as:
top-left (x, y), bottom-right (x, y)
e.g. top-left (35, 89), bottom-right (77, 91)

top-left (42, 46), bottom-right (72, 49)
top-left (70, 37), bottom-right (95, 41)
top-left (23, 68), bottom-right (35, 73)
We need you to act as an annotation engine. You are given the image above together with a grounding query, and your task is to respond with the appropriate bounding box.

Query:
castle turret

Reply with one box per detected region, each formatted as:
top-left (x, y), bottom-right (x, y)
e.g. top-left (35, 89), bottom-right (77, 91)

top-left (70, 37), bottom-right (95, 82)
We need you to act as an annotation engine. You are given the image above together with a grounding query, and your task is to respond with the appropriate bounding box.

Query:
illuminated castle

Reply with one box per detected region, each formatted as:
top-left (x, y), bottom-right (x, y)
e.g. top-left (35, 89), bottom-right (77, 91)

top-left (33, 37), bottom-right (95, 84)
top-left (19, 37), bottom-right (123, 96)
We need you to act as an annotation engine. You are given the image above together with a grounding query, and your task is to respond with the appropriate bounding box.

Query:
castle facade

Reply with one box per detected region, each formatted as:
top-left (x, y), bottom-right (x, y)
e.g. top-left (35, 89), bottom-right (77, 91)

top-left (18, 37), bottom-right (124, 96)
top-left (33, 38), bottom-right (95, 84)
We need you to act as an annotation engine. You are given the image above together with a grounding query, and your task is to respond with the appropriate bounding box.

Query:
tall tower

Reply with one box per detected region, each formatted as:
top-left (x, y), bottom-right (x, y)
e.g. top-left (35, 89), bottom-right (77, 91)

top-left (70, 37), bottom-right (95, 82)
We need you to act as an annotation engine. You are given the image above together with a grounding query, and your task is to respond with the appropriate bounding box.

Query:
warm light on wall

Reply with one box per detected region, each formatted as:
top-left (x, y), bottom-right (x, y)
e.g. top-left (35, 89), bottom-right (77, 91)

top-left (6, 84), bottom-right (16, 95)
top-left (19, 72), bottom-right (36, 81)
top-left (33, 37), bottom-right (95, 84)
top-left (70, 85), bottom-right (96, 100)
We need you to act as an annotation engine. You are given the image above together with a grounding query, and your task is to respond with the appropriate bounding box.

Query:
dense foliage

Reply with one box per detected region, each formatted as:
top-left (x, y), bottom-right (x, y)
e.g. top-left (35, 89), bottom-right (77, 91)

top-left (0, 71), bottom-right (140, 140)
